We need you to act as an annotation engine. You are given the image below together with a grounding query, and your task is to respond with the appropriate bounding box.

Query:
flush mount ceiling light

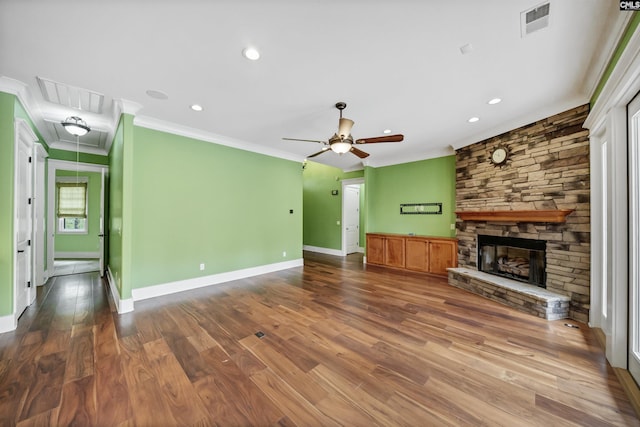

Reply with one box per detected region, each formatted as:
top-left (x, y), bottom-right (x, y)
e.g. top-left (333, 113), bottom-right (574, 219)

top-left (383, 129), bottom-right (392, 134)
top-left (488, 98), bottom-right (502, 105)
top-left (468, 117), bottom-right (480, 123)
top-left (61, 116), bottom-right (91, 136)
top-left (190, 104), bottom-right (204, 111)
top-left (61, 116), bottom-right (91, 184)
top-left (242, 47), bottom-right (260, 60)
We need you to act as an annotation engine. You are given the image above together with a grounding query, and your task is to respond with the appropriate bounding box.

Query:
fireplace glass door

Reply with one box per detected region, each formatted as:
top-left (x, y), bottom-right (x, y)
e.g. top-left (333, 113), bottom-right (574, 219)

top-left (478, 235), bottom-right (546, 287)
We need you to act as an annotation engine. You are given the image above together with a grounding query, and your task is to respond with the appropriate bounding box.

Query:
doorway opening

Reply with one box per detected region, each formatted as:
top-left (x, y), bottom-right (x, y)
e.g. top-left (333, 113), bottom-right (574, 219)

top-left (341, 177), bottom-right (364, 256)
top-left (47, 159), bottom-right (108, 279)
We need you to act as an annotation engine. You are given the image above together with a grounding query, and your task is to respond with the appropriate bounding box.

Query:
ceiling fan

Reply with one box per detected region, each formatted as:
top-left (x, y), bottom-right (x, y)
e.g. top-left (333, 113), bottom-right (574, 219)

top-left (283, 102), bottom-right (404, 159)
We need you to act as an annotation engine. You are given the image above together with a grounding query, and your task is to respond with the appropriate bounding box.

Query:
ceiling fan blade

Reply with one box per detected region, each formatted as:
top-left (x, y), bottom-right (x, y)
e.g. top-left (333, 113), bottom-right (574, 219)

top-left (355, 134), bottom-right (404, 144)
top-left (307, 148), bottom-right (330, 158)
top-left (283, 137), bottom-right (327, 144)
top-left (350, 146), bottom-right (370, 158)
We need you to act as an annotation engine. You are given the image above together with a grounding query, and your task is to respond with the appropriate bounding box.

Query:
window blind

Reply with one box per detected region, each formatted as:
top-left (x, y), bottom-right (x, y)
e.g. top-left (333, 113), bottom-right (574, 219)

top-left (57, 182), bottom-right (87, 218)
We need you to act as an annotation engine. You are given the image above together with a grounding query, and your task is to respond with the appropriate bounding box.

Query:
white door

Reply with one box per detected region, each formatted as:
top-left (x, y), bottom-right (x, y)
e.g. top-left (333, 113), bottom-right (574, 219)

top-left (344, 185), bottom-right (360, 254)
top-left (15, 122), bottom-right (34, 317)
top-left (628, 93), bottom-right (640, 384)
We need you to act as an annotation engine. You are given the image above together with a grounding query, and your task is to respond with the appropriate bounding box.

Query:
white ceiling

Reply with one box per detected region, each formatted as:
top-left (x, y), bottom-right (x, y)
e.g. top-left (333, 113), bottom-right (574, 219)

top-left (0, 1), bottom-right (627, 171)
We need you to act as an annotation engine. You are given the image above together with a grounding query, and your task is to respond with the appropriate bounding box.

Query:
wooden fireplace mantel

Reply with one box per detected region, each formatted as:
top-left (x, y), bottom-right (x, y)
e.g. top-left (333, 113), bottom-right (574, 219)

top-left (455, 209), bottom-right (574, 223)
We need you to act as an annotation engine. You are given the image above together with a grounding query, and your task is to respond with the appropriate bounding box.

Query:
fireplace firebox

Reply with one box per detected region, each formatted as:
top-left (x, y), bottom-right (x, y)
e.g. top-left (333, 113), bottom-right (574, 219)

top-left (477, 235), bottom-right (546, 288)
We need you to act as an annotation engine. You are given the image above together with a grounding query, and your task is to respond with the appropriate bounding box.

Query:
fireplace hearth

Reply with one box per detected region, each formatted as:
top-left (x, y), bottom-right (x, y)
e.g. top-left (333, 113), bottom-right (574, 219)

top-left (477, 235), bottom-right (546, 288)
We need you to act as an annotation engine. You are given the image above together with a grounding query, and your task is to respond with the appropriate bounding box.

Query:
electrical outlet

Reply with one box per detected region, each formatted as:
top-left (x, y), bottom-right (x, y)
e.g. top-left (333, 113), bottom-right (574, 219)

top-left (282, 251), bottom-right (287, 257)
top-left (199, 263), bottom-right (205, 271)
top-left (336, 220), bottom-right (341, 225)
top-left (451, 223), bottom-right (455, 230)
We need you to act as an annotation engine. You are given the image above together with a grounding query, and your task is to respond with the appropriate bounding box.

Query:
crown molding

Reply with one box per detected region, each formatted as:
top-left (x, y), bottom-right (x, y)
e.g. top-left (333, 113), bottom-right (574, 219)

top-left (134, 115), bottom-right (305, 163)
top-left (585, 23), bottom-right (640, 130)
top-left (115, 98), bottom-right (143, 116)
top-left (366, 145), bottom-right (456, 168)
top-left (0, 76), bottom-right (45, 136)
top-left (450, 94), bottom-right (588, 151)
top-left (583, 11), bottom-right (633, 101)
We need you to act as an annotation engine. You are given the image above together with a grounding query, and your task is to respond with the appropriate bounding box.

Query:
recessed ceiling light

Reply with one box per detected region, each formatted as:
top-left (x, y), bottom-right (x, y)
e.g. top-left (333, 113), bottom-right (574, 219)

top-left (468, 117), bottom-right (479, 123)
top-left (190, 104), bottom-right (204, 112)
top-left (146, 89), bottom-right (168, 100)
top-left (488, 98), bottom-right (502, 105)
top-left (383, 129), bottom-right (391, 134)
top-left (242, 47), bottom-right (260, 60)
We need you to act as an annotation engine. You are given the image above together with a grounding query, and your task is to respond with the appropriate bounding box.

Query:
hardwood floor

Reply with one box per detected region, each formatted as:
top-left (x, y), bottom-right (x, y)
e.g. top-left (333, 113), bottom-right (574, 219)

top-left (1, 251), bottom-right (638, 426)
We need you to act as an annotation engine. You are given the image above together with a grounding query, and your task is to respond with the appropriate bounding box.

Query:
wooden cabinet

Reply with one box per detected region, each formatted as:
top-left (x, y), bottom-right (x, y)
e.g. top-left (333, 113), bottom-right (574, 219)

top-left (366, 233), bottom-right (458, 276)
top-left (384, 235), bottom-right (406, 268)
top-left (426, 239), bottom-right (457, 275)
top-left (366, 234), bottom-right (385, 265)
top-left (365, 234), bottom-right (404, 267)
top-left (405, 238), bottom-right (428, 271)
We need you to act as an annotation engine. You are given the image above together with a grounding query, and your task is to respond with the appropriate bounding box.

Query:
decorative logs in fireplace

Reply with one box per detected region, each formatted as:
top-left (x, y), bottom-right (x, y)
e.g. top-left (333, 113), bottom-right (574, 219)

top-left (497, 256), bottom-right (529, 278)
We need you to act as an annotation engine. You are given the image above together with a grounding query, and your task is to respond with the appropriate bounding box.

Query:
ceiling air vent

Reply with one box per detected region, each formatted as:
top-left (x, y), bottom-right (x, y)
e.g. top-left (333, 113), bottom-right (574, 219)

top-left (521, 2), bottom-right (550, 37)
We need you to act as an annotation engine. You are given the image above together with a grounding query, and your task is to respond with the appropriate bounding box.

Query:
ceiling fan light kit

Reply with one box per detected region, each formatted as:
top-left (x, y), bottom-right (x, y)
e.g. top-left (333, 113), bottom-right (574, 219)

top-left (283, 102), bottom-right (404, 159)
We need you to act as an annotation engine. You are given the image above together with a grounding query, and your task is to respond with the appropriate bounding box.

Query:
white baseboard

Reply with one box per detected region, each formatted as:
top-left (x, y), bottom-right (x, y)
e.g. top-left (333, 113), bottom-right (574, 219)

top-left (357, 247), bottom-right (365, 253)
top-left (106, 267), bottom-right (134, 314)
top-left (55, 251), bottom-right (100, 259)
top-left (132, 258), bottom-right (304, 302)
top-left (0, 313), bottom-right (17, 333)
top-left (303, 245), bottom-right (344, 257)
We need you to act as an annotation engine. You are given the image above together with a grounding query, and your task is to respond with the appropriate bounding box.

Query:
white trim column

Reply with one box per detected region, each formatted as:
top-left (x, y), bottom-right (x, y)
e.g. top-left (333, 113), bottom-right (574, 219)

top-left (584, 25), bottom-right (640, 369)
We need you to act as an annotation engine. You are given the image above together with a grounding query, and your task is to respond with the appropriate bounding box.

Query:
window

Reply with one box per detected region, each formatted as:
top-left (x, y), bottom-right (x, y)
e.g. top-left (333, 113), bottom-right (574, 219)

top-left (57, 178), bottom-right (88, 233)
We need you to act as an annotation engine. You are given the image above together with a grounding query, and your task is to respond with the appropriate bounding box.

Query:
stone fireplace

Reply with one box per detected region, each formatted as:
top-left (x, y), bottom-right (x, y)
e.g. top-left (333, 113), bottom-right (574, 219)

top-left (449, 105), bottom-right (590, 322)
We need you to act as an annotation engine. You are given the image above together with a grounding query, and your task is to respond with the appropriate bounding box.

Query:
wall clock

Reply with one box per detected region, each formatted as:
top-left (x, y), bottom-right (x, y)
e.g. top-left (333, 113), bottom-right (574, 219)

top-left (490, 147), bottom-right (508, 166)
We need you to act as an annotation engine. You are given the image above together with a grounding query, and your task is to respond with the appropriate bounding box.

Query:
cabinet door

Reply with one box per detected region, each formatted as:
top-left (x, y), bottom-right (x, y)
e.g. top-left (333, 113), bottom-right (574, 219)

top-left (385, 236), bottom-right (406, 268)
top-left (406, 239), bottom-right (429, 272)
top-left (366, 235), bottom-right (385, 265)
top-left (428, 240), bottom-right (457, 275)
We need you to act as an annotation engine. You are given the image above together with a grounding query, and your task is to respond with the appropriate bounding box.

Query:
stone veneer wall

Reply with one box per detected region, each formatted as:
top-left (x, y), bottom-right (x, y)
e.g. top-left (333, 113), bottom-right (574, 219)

top-left (455, 105), bottom-right (590, 322)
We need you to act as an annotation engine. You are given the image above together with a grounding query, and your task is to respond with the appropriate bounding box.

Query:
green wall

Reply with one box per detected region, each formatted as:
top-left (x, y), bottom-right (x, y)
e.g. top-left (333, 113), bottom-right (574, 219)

top-left (0, 92), bottom-right (16, 317)
top-left (365, 155), bottom-right (456, 238)
top-left (129, 126), bottom-right (303, 290)
top-left (108, 115), bottom-right (127, 297)
top-left (359, 185), bottom-right (365, 246)
top-left (54, 170), bottom-right (102, 255)
top-left (302, 161), bottom-right (364, 250)
top-left (48, 148), bottom-right (109, 165)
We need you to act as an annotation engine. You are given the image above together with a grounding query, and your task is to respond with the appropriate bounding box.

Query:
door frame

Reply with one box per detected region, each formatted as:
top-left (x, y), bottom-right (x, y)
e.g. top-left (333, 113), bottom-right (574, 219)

top-left (13, 119), bottom-right (37, 324)
top-left (47, 159), bottom-right (108, 278)
top-left (32, 143), bottom-right (48, 287)
top-left (341, 177), bottom-right (364, 256)
top-left (628, 92), bottom-right (640, 382)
